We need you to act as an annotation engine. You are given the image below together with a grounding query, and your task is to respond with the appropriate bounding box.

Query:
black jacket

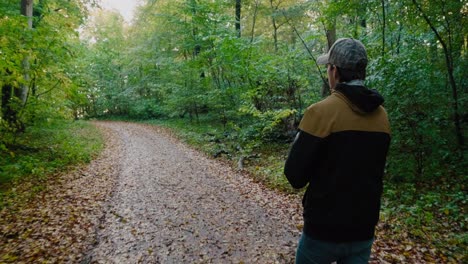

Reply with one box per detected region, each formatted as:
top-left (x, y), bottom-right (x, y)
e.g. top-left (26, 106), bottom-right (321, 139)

top-left (284, 82), bottom-right (391, 242)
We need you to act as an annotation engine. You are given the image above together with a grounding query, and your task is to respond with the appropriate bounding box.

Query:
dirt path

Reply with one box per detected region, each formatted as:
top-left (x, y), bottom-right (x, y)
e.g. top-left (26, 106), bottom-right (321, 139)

top-left (86, 121), bottom-right (302, 263)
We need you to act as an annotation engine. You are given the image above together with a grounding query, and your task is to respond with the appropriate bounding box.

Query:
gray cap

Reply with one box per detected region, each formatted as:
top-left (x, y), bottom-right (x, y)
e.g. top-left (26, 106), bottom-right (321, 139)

top-left (317, 38), bottom-right (368, 71)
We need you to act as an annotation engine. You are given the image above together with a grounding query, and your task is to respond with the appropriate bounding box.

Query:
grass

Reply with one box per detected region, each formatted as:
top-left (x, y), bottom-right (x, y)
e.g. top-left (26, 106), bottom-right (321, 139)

top-left (380, 181), bottom-right (467, 262)
top-left (0, 120), bottom-right (104, 196)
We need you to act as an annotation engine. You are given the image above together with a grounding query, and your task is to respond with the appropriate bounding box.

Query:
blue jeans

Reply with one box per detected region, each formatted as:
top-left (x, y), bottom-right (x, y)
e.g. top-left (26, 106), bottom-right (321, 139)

top-left (295, 233), bottom-right (374, 264)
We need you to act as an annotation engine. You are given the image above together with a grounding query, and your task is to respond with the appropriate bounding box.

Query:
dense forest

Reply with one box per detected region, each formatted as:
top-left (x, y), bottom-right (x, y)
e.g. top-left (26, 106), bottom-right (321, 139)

top-left (0, 0), bottom-right (467, 262)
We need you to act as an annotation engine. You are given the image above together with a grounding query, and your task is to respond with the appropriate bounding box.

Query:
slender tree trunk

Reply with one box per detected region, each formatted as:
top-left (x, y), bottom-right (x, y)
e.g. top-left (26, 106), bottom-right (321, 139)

top-left (412, 0), bottom-right (464, 147)
top-left (21, 0), bottom-right (33, 28)
top-left (322, 21), bottom-right (336, 97)
top-left (269, 0), bottom-right (279, 52)
top-left (20, 0), bottom-right (33, 105)
top-left (194, 102), bottom-right (199, 123)
top-left (189, 0), bottom-right (204, 78)
top-left (235, 0), bottom-right (241, 38)
top-left (395, 22), bottom-right (403, 55)
top-left (381, 0), bottom-right (386, 57)
top-left (272, 22), bottom-right (278, 52)
top-left (325, 26), bottom-right (336, 50)
top-left (1, 83), bottom-right (14, 123)
top-left (190, 0), bottom-right (199, 58)
top-left (250, 0), bottom-right (259, 43)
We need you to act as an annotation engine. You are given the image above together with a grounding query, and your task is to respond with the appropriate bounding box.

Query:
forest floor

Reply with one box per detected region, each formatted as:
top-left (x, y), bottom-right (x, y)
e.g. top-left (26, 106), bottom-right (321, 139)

top-left (1, 121), bottom-right (301, 263)
top-left (0, 121), bottom-right (459, 263)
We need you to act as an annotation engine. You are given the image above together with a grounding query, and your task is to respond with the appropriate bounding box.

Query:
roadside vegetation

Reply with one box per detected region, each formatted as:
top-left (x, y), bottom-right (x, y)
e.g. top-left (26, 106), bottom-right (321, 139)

top-left (0, 120), bottom-right (104, 208)
top-left (1, 0), bottom-right (104, 206)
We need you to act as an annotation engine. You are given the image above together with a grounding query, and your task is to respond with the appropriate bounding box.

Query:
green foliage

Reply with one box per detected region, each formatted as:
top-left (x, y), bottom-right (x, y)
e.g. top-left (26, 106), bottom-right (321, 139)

top-left (77, 0), bottom-right (466, 186)
top-left (364, 3), bottom-right (467, 181)
top-left (0, 0), bottom-right (462, 256)
top-left (0, 0), bottom-right (96, 137)
top-left (146, 116), bottom-right (224, 153)
top-left (0, 120), bottom-right (103, 188)
top-left (382, 182), bottom-right (467, 261)
top-left (0, 0), bottom-right (102, 195)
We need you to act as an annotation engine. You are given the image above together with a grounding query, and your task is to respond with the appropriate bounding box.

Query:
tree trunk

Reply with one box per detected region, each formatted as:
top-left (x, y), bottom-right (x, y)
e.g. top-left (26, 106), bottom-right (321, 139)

top-left (412, 0), bottom-right (464, 147)
top-left (235, 0), bottom-right (241, 38)
top-left (325, 27), bottom-right (336, 51)
top-left (190, 0), bottom-right (199, 58)
top-left (395, 22), bottom-right (403, 55)
top-left (249, 0), bottom-right (259, 43)
top-left (322, 21), bottom-right (336, 97)
top-left (381, 0), bottom-right (386, 57)
top-left (269, 0), bottom-right (279, 52)
top-left (1, 83), bottom-right (15, 123)
top-left (189, 0), bottom-right (204, 78)
top-left (21, 0), bottom-right (33, 28)
top-left (20, 0), bottom-right (33, 105)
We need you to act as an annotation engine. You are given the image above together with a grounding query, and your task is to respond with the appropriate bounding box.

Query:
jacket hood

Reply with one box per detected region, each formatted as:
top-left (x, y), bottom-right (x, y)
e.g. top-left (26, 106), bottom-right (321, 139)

top-left (335, 81), bottom-right (384, 113)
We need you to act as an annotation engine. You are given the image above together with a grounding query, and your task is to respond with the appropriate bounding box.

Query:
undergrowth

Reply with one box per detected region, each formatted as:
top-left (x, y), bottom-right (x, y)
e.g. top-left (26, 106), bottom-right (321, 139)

top-left (0, 120), bottom-right (104, 207)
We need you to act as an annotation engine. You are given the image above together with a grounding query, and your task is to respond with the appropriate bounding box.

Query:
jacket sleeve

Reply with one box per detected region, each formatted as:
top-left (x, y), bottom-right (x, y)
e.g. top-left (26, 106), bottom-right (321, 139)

top-left (284, 130), bottom-right (322, 189)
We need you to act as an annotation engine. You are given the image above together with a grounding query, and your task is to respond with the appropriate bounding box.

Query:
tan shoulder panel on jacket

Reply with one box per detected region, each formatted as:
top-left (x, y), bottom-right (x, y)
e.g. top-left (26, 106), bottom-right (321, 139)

top-left (298, 93), bottom-right (390, 138)
top-left (298, 96), bottom-right (338, 138)
top-left (337, 105), bottom-right (391, 134)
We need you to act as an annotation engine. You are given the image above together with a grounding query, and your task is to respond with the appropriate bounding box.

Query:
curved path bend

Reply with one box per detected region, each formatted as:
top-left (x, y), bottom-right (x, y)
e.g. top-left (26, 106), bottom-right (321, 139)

top-left (88, 122), bottom-right (302, 263)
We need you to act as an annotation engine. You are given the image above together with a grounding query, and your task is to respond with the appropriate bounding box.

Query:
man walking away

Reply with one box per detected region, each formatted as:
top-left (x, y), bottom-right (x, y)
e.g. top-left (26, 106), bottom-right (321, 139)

top-left (284, 38), bottom-right (391, 264)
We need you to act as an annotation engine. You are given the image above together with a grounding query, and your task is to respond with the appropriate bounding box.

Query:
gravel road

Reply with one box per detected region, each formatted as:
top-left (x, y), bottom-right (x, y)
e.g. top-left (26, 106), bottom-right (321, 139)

top-left (87, 122), bottom-right (302, 263)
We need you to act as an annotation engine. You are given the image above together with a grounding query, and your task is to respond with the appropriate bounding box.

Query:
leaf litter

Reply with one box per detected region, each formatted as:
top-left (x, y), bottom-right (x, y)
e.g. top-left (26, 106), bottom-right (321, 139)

top-left (0, 121), bottom-right (457, 263)
top-left (0, 123), bottom-right (121, 263)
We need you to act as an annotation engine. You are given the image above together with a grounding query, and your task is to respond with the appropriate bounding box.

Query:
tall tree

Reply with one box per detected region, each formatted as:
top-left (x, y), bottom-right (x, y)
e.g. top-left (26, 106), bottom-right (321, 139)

top-left (1, 0), bottom-right (95, 134)
top-left (411, 0), bottom-right (465, 148)
top-left (269, 0), bottom-right (289, 52)
top-left (235, 0), bottom-right (241, 37)
top-left (249, 0), bottom-right (260, 43)
top-left (20, 0), bottom-right (33, 105)
top-left (0, 0), bottom-right (33, 129)
top-left (380, 0), bottom-right (386, 57)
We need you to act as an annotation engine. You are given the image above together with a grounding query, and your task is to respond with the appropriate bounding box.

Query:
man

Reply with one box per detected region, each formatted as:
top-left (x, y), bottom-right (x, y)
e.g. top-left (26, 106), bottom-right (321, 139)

top-left (284, 38), bottom-right (391, 263)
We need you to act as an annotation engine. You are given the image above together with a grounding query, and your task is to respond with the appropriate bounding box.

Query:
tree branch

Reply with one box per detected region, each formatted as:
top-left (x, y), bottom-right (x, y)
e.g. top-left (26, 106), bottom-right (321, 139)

top-left (411, 0), bottom-right (464, 147)
top-left (281, 10), bottom-right (328, 86)
top-left (36, 80), bottom-right (62, 98)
